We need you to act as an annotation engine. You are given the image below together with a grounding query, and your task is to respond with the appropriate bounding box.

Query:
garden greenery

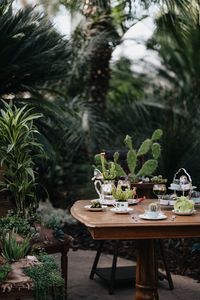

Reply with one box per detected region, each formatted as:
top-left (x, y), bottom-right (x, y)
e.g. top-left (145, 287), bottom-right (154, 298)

top-left (1, 229), bottom-right (31, 262)
top-left (0, 101), bottom-right (44, 218)
top-left (24, 254), bottom-right (65, 300)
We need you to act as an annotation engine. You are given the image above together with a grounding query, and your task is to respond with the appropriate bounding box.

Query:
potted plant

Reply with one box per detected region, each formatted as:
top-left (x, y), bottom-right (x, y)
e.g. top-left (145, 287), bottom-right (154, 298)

top-left (93, 153), bottom-right (117, 201)
top-left (112, 185), bottom-right (134, 211)
top-left (94, 129), bottom-right (164, 199)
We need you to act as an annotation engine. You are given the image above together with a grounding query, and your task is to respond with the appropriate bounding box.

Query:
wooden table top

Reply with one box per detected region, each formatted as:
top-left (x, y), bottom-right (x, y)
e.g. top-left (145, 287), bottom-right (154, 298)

top-left (71, 200), bottom-right (200, 240)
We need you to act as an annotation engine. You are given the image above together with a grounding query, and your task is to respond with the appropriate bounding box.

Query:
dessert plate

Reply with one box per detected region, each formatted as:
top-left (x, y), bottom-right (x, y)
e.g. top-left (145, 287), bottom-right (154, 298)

top-left (139, 213), bottom-right (167, 220)
top-left (172, 209), bottom-right (196, 216)
top-left (84, 205), bottom-right (107, 211)
top-left (110, 207), bottom-right (133, 214)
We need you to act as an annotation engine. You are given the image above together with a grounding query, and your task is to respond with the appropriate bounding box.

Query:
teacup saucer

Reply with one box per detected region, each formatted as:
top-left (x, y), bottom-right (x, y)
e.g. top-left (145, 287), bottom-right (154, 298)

top-left (84, 205), bottom-right (107, 211)
top-left (110, 207), bottom-right (133, 214)
top-left (139, 213), bottom-right (167, 220)
top-left (172, 209), bottom-right (196, 216)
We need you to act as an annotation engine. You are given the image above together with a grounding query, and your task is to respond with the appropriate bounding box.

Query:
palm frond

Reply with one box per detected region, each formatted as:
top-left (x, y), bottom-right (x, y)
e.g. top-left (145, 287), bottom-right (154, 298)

top-left (0, 1), bottom-right (69, 96)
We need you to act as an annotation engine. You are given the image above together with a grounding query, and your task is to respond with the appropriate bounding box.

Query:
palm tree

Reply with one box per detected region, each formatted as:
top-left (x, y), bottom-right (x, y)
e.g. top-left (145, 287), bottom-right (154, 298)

top-left (0, 0), bottom-right (69, 96)
top-left (145, 0), bottom-right (200, 182)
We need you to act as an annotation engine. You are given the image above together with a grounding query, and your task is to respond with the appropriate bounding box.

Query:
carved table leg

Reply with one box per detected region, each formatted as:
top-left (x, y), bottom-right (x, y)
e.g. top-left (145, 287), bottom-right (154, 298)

top-left (61, 249), bottom-right (68, 299)
top-left (135, 239), bottom-right (158, 300)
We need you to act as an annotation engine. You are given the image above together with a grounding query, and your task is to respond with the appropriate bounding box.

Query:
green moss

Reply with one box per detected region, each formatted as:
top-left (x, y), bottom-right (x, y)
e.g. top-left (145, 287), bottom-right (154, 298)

top-left (24, 254), bottom-right (64, 300)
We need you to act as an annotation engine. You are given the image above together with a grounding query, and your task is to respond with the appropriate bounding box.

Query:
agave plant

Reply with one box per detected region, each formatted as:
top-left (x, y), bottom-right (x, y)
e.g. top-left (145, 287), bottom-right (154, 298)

top-left (1, 229), bottom-right (31, 262)
top-left (0, 101), bottom-right (44, 218)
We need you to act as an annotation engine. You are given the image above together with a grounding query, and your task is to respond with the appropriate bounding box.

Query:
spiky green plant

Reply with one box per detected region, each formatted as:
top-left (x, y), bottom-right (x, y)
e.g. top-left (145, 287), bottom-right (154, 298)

top-left (1, 229), bottom-right (31, 262)
top-left (0, 101), bottom-right (44, 217)
top-left (124, 129), bottom-right (163, 182)
top-left (112, 185), bottom-right (133, 201)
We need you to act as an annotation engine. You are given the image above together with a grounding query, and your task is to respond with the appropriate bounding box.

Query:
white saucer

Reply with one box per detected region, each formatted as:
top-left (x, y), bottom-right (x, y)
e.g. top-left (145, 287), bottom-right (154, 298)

top-left (92, 199), bottom-right (115, 206)
top-left (139, 213), bottom-right (167, 220)
top-left (84, 205), bottom-right (107, 211)
top-left (128, 199), bottom-right (140, 205)
top-left (172, 209), bottom-right (196, 216)
top-left (110, 207), bottom-right (133, 214)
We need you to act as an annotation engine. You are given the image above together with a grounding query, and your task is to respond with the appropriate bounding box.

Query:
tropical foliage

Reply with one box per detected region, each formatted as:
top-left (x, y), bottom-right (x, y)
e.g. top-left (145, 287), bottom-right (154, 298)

top-left (0, 101), bottom-right (44, 217)
top-left (0, 0), bottom-right (69, 96)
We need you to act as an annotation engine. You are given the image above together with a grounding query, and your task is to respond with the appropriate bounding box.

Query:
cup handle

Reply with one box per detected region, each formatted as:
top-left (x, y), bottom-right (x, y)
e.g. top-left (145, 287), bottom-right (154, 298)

top-left (94, 180), bottom-right (102, 200)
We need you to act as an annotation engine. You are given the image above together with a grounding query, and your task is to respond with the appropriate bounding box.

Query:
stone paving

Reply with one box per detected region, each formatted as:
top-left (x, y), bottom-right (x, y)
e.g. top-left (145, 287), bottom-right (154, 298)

top-left (66, 249), bottom-right (200, 300)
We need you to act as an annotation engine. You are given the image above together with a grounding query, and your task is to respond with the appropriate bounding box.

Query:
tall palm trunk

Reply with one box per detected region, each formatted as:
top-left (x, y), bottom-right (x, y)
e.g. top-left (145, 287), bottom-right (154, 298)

top-left (82, 0), bottom-right (115, 111)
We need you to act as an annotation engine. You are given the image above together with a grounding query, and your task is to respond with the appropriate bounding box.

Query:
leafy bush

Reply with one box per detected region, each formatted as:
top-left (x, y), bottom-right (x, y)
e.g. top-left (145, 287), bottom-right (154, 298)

top-left (0, 214), bottom-right (32, 238)
top-left (0, 101), bottom-right (44, 218)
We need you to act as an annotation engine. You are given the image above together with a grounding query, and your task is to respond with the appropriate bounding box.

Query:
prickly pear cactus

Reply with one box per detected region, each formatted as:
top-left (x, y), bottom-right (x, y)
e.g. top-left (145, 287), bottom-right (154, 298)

top-left (125, 129), bottom-right (163, 182)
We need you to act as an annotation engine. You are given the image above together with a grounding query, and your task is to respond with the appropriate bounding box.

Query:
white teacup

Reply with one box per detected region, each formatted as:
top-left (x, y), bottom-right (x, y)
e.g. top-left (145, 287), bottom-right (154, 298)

top-left (145, 210), bottom-right (159, 219)
top-left (113, 201), bottom-right (128, 211)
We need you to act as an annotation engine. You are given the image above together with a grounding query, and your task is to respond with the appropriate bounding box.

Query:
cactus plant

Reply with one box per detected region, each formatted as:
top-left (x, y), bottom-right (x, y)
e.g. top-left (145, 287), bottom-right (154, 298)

top-left (148, 202), bottom-right (159, 212)
top-left (93, 129), bottom-right (163, 182)
top-left (94, 152), bottom-right (124, 180)
top-left (124, 129), bottom-right (163, 182)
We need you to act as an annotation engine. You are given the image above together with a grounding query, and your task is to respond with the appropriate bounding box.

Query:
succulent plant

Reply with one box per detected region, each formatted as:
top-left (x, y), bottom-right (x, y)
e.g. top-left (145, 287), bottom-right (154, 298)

top-left (112, 185), bottom-right (133, 202)
top-left (1, 229), bottom-right (31, 262)
top-left (148, 202), bottom-right (159, 212)
top-left (124, 129), bottom-right (163, 182)
top-left (174, 196), bottom-right (194, 212)
top-left (151, 175), bottom-right (167, 184)
top-left (93, 129), bottom-right (163, 182)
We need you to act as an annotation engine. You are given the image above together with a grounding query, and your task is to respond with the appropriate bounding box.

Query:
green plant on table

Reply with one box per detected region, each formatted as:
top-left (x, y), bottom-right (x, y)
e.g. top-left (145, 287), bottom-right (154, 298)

top-left (112, 185), bottom-right (133, 202)
top-left (0, 101), bottom-right (44, 218)
top-left (94, 152), bottom-right (117, 180)
top-left (124, 129), bottom-right (163, 182)
top-left (1, 229), bottom-right (31, 262)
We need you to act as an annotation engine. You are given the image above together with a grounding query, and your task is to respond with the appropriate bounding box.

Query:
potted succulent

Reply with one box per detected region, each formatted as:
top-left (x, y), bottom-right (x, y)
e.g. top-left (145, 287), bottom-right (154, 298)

top-left (112, 185), bottom-right (134, 211)
top-left (93, 153), bottom-right (117, 201)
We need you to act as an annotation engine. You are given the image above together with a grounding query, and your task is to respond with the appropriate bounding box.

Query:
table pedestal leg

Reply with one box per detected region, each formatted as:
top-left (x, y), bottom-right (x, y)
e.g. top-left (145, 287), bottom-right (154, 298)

top-left (135, 239), bottom-right (158, 300)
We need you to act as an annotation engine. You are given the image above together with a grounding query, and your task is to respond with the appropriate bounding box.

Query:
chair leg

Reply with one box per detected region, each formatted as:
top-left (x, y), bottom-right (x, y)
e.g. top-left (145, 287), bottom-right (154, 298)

top-left (90, 240), bottom-right (104, 279)
top-left (158, 240), bottom-right (174, 290)
top-left (108, 241), bottom-right (119, 295)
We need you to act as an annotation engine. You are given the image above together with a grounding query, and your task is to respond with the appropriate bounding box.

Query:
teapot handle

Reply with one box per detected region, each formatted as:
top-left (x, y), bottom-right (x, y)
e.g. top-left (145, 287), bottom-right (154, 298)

top-left (94, 180), bottom-right (102, 200)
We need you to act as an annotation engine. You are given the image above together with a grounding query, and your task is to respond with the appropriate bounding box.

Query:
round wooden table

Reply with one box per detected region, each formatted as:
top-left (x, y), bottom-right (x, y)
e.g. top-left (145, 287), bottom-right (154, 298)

top-left (71, 199), bottom-right (200, 300)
